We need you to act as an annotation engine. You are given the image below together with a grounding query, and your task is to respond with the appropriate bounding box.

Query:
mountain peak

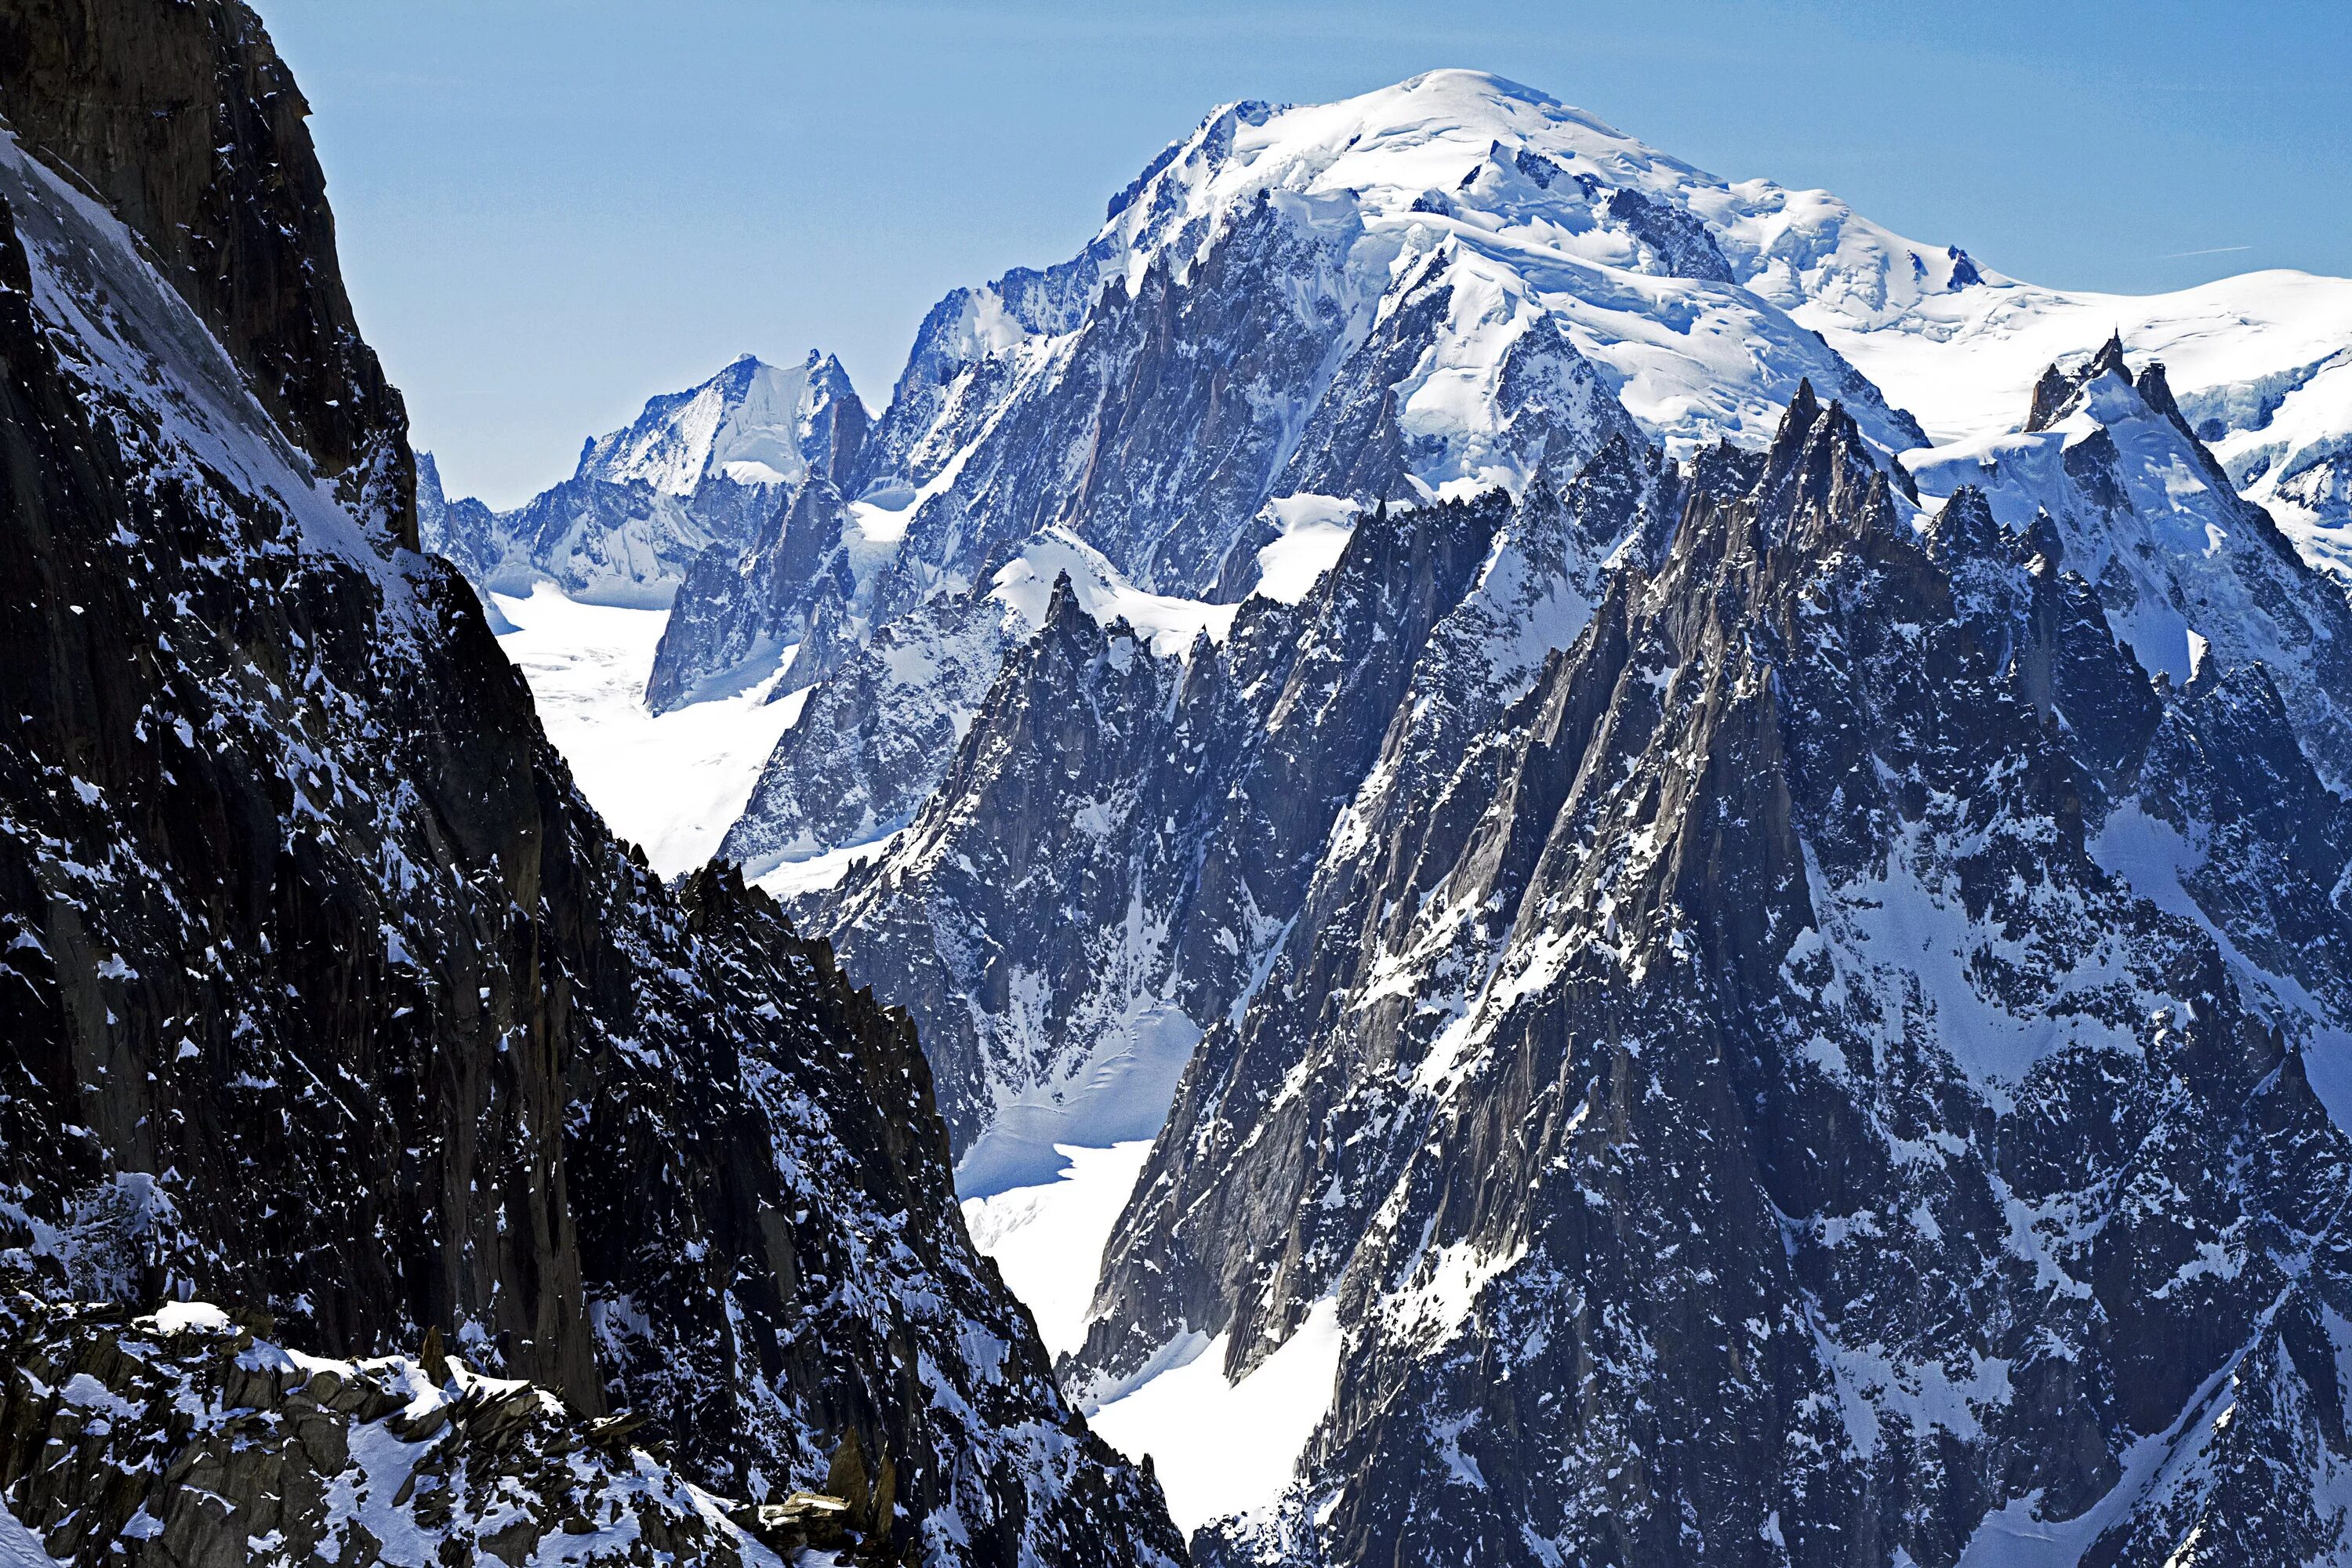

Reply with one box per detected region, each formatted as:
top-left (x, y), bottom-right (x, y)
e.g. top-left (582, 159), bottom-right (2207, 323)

top-left (575, 351), bottom-right (865, 496)
top-left (1058, 69), bottom-right (1964, 465)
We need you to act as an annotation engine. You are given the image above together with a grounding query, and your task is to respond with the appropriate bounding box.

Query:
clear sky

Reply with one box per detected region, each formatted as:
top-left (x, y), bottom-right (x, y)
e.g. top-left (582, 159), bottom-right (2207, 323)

top-left (264, 1), bottom-right (2350, 509)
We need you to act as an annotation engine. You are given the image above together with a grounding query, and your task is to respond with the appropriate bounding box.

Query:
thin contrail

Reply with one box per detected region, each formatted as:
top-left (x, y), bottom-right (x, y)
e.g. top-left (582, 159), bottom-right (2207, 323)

top-left (2161, 244), bottom-right (2254, 259)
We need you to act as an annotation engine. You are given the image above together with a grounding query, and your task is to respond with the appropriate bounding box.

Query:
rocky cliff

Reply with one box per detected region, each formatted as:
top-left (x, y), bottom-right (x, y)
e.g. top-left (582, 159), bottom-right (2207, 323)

top-left (1075, 387), bottom-right (2352, 1565)
top-left (0, 3), bottom-right (1181, 1562)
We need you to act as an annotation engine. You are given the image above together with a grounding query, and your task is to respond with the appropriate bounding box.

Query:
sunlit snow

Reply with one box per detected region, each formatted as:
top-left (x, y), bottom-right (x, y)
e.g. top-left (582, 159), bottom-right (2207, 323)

top-left (960, 1142), bottom-right (1345, 1533)
top-left (1254, 494), bottom-right (1362, 604)
top-left (991, 528), bottom-right (1240, 659)
top-left (960, 1142), bottom-right (1153, 1359)
top-left (492, 585), bottom-right (805, 875)
top-left (1088, 1300), bottom-right (1345, 1535)
top-left (749, 830), bottom-right (906, 902)
top-left (579, 350), bottom-right (821, 499)
top-left (955, 1000), bottom-right (1203, 1197)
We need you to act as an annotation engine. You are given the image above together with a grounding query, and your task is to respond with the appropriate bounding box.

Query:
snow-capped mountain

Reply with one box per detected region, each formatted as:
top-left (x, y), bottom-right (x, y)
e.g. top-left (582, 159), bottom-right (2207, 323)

top-left (0, 5), bottom-right (1179, 1563)
top-left (670, 67), bottom-right (2346, 1178)
top-left (373, 49), bottom-right (2352, 1565)
top-left (1798, 266), bottom-right (2352, 583)
top-left (652, 70), bottom-right (1934, 888)
top-left (678, 71), bottom-right (2352, 898)
top-left (427, 349), bottom-right (868, 608)
top-left (854, 68), bottom-right (1933, 559)
top-left (1906, 335), bottom-right (2352, 788)
top-left (578, 349), bottom-right (860, 496)
top-left (590, 70), bottom-right (2352, 1566)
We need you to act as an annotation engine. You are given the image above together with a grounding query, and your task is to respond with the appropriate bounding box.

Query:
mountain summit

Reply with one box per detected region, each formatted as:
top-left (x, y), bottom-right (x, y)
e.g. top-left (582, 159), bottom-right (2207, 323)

top-left (424, 349), bottom-right (869, 607)
top-left (576, 350), bottom-right (866, 496)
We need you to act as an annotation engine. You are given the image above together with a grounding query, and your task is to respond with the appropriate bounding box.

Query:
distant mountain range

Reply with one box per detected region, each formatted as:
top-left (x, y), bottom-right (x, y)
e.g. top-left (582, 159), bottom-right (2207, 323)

top-left (421, 348), bottom-right (867, 610)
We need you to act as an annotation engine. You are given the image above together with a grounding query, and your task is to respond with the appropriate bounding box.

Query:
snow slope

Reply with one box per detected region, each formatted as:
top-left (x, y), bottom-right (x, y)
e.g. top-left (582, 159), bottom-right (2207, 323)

top-left (1813, 270), bottom-right (2352, 448)
top-left (1087, 1299), bottom-right (1346, 1536)
top-left (578, 350), bottom-right (840, 495)
top-left (492, 585), bottom-right (805, 873)
top-left (991, 529), bottom-right (1240, 660)
top-left (1077, 68), bottom-right (1932, 466)
top-left (959, 1140), bottom-right (1345, 1535)
top-left (960, 1142), bottom-right (1155, 1358)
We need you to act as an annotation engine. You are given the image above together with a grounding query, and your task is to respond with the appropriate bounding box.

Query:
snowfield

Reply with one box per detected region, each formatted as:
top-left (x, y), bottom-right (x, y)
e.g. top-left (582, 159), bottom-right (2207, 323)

top-left (960, 1142), bottom-right (1154, 1359)
top-left (490, 585), bottom-right (806, 875)
top-left (960, 1142), bottom-right (1347, 1537)
top-left (1087, 1299), bottom-right (1345, 1535)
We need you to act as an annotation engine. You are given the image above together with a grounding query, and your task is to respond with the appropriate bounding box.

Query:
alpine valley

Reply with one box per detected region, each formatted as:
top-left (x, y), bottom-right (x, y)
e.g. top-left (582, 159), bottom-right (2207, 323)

top-left (7, 10), bottom-right (2352, 1568)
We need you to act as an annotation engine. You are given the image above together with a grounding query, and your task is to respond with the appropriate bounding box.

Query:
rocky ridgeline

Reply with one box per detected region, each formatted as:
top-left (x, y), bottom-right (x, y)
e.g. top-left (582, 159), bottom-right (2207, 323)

top-left (800, 453), bottom-right (1667, 1170)
top-left (1073, 387), bottom-right (2352, 1565)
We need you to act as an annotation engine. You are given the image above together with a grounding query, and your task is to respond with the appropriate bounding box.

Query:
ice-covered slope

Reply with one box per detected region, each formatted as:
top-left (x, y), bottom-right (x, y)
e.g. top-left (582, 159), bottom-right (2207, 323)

top-left (491, 585), bottom-right (808, 873)
top-left (577, 350), bottom-right (851, 495)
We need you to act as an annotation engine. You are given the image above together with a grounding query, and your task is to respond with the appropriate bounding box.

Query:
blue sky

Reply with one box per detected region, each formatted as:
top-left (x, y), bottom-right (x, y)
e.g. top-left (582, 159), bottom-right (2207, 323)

top-left (265, 2), bottom-right (2350, 507)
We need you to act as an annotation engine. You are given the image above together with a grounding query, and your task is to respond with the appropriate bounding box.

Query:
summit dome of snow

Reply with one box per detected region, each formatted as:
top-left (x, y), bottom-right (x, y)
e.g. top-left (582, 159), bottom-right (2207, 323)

top-left (1096, 69), bottom-right (1987, 314)
top-left (1065, 66), bottom-right (1949, 462)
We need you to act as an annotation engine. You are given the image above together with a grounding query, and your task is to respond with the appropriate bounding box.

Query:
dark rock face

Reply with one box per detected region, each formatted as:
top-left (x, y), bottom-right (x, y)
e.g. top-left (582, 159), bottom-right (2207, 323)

top-left (800, 445), bottom-right (1678, 1178)
top-left (0, 6), bottom-right (1181, 1563)
top-left (0, 0), bottom-right (414, 545)
top-left (1601, 183), bottom-right (1738, 284)
top-left (720, 590), bottom-right (1014, 873)
top-left (644, 476), bottom-right (864, 713)
top-left (414, 449), bottom-right (503, 603)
